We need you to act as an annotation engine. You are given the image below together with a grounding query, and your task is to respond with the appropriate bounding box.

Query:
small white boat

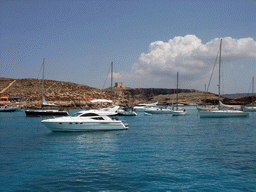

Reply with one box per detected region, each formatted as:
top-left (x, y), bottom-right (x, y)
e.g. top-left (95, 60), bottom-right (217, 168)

top-left (171, 109), bottom-right (187, 116)
top-left (0, 105), bottom-right (18, 112)
top-left (134, 102), bottom-right (158, 112)
top-left (117, 108), bottom-right (137, 116)
top-left (145, 107), bottom-right (172, 114)
top-left (41, 111), bottom-right (128, 132)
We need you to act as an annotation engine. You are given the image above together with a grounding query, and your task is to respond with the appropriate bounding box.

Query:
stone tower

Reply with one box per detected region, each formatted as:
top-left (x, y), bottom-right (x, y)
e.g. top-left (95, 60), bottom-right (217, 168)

top-left (114, 82), bottom-right (125, 88)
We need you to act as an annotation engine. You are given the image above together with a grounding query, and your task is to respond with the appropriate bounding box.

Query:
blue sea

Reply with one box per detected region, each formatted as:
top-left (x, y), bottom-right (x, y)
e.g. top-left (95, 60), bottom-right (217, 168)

top-left (1, 107), bottom-right (256, 192)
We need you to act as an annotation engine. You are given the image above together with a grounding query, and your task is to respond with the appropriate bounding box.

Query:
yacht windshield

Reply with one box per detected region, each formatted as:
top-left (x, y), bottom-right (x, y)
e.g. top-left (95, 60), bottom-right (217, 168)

top-left (72, 113), bottom-right (83, 117)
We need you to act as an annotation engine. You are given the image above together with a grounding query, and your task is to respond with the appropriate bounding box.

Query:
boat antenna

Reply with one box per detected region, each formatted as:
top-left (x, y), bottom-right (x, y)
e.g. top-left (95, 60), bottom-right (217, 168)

top-left (218, 39), bottom-right (222, 109)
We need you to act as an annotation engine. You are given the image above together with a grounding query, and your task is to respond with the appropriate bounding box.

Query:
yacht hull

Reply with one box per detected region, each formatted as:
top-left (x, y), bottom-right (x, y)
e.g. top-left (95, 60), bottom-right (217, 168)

top-left (244, 107), bottom-right (256, 112)
top-left (145, 109), bottom-right (171, 114)
top-left (0, 108), bottom-right (17, 112)
top-left (42, 121), bottom-right (128, 132)
top-left (0, 106), bottom-right (18, 112)
top-left (199, 110), bottom-right (249, 118)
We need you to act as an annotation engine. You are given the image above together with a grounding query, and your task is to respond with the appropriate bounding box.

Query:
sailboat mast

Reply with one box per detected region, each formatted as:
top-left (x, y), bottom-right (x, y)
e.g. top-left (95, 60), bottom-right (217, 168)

top-left (176, 72), bottom-right (178, 109)
top-left (111, 62), bottom-right (113, 101)
top-left (41, 58), bottom-right (45, 105)
top-left (218, 39), bottom-right (222, 109)
top-left (204, 84), bottom-right (207, 107)
top-left (252, 76), bottom-right (254, 105)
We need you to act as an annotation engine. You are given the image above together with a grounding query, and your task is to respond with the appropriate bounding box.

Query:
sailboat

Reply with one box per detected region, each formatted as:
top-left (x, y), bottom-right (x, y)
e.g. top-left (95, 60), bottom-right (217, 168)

top-left (244, 77), bottom-right (256, 112)
top-left (171, 72), bottom-right (187, 116)
top-left (84, 62), bottom-right (134, 116)
top-left (199, 39), bottom-right (249, 118)
top-left (25, 59), bottom-right (69, 116)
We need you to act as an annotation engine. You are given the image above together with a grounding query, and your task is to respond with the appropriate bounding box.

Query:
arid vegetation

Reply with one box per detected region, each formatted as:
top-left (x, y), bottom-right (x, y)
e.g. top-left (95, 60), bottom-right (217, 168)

top-left (0, 78), bottom-right (254, 108)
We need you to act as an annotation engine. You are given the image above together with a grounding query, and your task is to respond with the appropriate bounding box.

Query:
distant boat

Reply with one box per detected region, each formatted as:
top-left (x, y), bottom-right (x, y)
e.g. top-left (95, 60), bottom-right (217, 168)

top-left (134, 102), bottom-right (158, 112)
top-left (0, 104), bottom-right (18, 112)
top-left (117, 107), bottom-right (137, 116)
top-left (171, 72), bottom-right (187, 116)
top-left (82, 105), bottom-right (120, 116)
top-left (41, 111), bottom-right (128, 132)
top-left (145, 106), bottom-right (172, 114)
top-left (171, 110), bottom-right (187, 116)
top-left (244, 77), bottom-right (256, 112)
top-left (199, 39), bottom-right (249, 118)
top-left (25, 59), bottom-right (69, 116)
top-left (88, 62), bottom-right (120, 116)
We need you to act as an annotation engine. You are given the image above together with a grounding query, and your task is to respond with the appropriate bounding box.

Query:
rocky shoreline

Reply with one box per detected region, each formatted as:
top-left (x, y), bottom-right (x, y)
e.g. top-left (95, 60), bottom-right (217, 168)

top-left (0, 77), bottom-right (255, 109)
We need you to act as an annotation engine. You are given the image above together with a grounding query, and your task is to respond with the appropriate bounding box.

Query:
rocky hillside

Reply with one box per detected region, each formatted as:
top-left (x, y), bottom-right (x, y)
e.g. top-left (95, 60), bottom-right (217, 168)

top-left (0, 78), bottom-right (106, 108)
top-left (0, 77), bottom-right (254, 108)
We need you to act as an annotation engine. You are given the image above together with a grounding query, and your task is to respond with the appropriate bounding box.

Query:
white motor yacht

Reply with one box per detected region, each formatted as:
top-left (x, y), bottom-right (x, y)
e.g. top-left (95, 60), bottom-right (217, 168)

top-left (145, 107), bottom-right (172, 114)
top-left (41, 111), bottom-right (128, 132)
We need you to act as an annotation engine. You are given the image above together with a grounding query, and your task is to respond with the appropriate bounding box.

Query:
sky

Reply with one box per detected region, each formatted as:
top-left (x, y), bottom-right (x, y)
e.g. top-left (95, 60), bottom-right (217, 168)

top-left (0, 0), bottom-right (255, 94)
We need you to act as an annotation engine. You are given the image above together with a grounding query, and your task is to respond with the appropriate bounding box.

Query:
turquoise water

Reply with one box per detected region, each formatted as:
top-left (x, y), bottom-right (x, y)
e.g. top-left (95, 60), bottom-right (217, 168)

top-left (1, 107), bottom-right (256, 191)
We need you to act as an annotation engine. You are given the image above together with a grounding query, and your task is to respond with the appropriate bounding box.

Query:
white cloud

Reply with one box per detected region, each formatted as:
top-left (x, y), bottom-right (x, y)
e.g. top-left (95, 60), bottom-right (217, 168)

top-left (132, 35), bottom-right (256, 79)
top-left (107, 72), bottom-right (123, 79)
top-left (112, 72), bottom-right (122, 79)
top-left (115, 35), bottom-right (256, 89)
